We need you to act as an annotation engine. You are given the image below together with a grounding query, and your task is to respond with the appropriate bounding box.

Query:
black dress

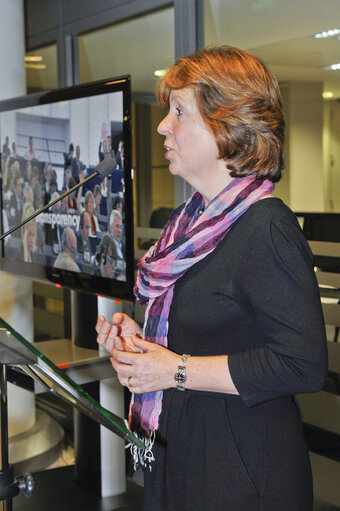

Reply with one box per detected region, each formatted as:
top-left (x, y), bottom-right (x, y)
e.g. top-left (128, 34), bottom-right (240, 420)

top-left (143, 198), bottom-right (328, 511)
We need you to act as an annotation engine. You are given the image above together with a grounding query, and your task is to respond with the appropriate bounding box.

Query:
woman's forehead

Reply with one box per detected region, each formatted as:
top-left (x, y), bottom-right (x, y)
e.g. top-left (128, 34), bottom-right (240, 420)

top-left (169, 87), bottom-right (195, 104)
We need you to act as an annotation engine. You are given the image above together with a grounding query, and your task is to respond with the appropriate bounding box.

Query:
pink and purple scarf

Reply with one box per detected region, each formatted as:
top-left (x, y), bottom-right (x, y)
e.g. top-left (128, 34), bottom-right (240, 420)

top-left (131, 175), bottom-right (274, 439)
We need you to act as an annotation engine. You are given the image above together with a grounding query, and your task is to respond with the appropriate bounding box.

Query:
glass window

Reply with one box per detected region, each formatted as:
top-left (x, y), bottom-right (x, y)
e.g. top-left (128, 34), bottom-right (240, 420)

top-left (26, 43), bottom-right (58, 93)
top-left (79, 8), bottom-right (175, 243)
top-left (205, 0), bottom-right (340, 212)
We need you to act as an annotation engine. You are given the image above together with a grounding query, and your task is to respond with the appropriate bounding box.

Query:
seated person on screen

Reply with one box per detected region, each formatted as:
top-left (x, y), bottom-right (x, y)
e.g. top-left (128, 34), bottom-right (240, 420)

top-left (19, 202), bottom-right (41, 263)
top-left (77, 211), bottom-right (92, 264)
top-left (23, 183), bottom-right (33, 206)
top-left (112, 195), bottom-right (124, 218)
top-left (45, 191), bottom-right (62, 255)
top-left (77, 184), bottom-right (99, 237)
top-left (9, 171), bottom-right (23, 230)
top-left (5, 159), bottom-right (15, 192)
top-left (24, 160), bottom-right (32, 184)
top-left (109, 210), bottom-right (124, 256)
top-left (115, 139), bottom-right (124, 170)
top-left (54, 227), bottom-right (80, 272)
top-left (25, 136), bottom-right (36, 161)
top-left (63, 167), bottom-right (72, 191)
top-left (64, 143), bottom-right (74, 170)
top-left (94, 233), bottom-right (125, 280)
top-left (93, 184), bottom-right (102, 218)
top-left (99, 134), bottom-right (115, 163)
top-left (43, 164), bottom-right (53, 205)
top-left (33, 181), bottom-right (43, 211)
top-left (22, 184), bottom-right (45, 250)
top-left (108, 209), bottom-right (126, 280)
top-left (112, 196), bottom-right (125, 243)
top-left (100, 176), bottom-right (107, 198)
top-left (30, 166), bottom-right (39, 191)
top-left (11, 142), bottom-right (18, 159)
top-left (71, 145), bottom-right (85, 184)
top-left (67, 177), bottom-right (77, 211)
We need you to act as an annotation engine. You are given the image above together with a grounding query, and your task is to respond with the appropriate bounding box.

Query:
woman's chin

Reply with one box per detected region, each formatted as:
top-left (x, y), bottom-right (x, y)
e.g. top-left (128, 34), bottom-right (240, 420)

top-left (168, 162), bottom-right (180, 177)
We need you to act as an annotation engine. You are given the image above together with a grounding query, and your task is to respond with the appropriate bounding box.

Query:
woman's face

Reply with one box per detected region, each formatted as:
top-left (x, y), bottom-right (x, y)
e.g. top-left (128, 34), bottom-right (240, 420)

top-left (157, 88), bottom-right (222, 194)
top-left (86, 196), bottom-right (94, 215)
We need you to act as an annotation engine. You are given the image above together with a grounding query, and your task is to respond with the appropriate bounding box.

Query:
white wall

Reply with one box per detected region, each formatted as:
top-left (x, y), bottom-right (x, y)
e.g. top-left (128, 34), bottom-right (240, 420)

top-left (288, 81), bottom-right (324, 212)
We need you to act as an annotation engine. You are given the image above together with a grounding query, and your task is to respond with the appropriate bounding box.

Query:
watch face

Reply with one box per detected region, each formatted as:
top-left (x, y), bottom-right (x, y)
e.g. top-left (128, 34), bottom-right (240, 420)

top-left (175, 371), bottom-right (186, 384)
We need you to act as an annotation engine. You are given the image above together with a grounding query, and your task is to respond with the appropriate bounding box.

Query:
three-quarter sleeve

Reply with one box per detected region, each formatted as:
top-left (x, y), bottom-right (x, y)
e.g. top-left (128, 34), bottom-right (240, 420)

top-left (228, 215), bottom-right (328, 407)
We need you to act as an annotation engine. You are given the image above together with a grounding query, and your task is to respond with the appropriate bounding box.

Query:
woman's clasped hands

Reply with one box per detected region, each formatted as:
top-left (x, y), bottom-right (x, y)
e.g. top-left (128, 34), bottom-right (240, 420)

top-left (95, 312), bottom-right (179, 394)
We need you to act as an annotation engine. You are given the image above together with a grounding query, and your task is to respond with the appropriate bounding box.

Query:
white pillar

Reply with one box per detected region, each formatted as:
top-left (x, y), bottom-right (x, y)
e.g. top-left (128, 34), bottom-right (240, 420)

top-left (287, 82), bottom-right (324, 212)
top-left (0, 0), bottom-right (35, 437)
top-left (97, 296), bottom-right (126, 496)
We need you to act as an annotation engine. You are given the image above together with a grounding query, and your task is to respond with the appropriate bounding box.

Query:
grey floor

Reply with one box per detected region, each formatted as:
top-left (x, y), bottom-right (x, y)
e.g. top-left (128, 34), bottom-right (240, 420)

top-left (314, 501), bottom-right (340, 511)
top-left (15, 443), bottom-right (340, 510)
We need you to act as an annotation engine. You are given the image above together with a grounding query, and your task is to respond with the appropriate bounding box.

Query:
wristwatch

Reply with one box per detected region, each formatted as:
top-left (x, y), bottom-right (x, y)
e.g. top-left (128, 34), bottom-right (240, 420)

top-left (174, 354), bottom-right (191, 391)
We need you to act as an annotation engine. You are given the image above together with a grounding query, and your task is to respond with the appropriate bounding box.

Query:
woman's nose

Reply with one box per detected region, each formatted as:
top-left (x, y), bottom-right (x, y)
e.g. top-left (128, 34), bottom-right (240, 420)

top-left (157, 114), bottom-right (172, 136)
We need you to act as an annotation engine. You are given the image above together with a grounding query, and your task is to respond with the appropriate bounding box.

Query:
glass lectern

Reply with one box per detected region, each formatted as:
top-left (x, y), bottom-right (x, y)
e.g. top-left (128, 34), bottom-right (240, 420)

top-left (0, 317), bottom-right (144, 510)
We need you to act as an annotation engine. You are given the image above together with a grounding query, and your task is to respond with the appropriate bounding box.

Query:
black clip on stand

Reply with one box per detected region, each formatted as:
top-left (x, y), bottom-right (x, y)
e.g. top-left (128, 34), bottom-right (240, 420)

top-left (0, 364), bottom-right (33, 510)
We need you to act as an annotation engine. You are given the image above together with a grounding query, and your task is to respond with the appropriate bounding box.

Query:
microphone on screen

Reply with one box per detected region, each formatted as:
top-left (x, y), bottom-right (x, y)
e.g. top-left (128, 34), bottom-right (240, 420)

top-left (95, 155), bottom-right (117, 179)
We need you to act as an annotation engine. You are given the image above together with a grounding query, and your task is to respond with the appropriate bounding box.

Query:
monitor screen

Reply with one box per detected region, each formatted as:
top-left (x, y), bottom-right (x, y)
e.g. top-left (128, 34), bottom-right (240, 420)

top-left (0, 76), bottom-right (134, 301)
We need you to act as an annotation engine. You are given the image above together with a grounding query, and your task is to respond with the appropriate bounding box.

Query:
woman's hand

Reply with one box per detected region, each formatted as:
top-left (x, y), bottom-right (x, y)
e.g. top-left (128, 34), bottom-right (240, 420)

top-left (95, 312), bottom-right (143, 353)
top-left (110, 335), bottom-right (180, 394)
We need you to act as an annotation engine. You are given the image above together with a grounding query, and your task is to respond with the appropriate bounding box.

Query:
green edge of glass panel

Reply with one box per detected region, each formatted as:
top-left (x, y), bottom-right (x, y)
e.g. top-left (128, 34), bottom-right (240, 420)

top-left (0, 317), bottom-right (145, 450)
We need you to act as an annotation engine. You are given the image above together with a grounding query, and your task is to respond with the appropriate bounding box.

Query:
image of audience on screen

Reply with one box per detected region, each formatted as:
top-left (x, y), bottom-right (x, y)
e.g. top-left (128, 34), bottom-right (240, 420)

top-left (0, 91), bottom-right (127, 282)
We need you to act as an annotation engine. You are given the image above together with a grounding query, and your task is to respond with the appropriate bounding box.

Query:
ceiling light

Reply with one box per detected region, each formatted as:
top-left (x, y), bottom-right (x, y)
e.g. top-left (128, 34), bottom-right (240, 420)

top-left (25, 55), bottom-right (43, 62)
top-left (313, 28), bottom-right (340, 39)
top-left (154, 69), bottom-right (166, 77)
top-left (25, 63), bottom-right (47, 70)
top-left (323, 92), bottom-right (333, 99)
top-left (324, 63), bottom-right (340, 70)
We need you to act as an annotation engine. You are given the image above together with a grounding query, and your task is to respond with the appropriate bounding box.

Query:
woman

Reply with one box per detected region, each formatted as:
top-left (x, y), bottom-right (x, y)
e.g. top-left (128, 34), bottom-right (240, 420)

top-left (77, 187), bottom-right (99, 236)
top-left (96, 46), bottom-right (327, 511)
top-left (20, 202), bottom-right (38, 262)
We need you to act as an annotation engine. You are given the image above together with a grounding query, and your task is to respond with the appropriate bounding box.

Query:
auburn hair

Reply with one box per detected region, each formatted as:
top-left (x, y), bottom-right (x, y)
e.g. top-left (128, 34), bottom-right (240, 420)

top-left (156, 46), bottom-right (284, 182)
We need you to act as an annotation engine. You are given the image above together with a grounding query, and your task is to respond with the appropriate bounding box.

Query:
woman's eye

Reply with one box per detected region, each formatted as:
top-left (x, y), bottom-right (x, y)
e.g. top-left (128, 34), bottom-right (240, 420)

top-left (176, 107), bottom-right (183, 116)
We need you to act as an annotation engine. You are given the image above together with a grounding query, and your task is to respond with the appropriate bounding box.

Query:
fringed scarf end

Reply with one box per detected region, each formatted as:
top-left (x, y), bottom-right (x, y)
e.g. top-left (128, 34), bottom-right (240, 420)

top-left (124, 422), bottom-right (156, 472)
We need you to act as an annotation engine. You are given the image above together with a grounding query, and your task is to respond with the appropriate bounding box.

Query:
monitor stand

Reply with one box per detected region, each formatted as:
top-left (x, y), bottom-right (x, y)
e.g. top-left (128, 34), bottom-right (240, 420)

top-left (70, 290), bottom-right (129, 500)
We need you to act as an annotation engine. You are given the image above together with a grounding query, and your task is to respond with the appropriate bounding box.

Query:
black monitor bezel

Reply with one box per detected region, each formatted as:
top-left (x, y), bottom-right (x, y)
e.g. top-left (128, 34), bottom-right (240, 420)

top-left (0, 75), bottom-right (135, 302)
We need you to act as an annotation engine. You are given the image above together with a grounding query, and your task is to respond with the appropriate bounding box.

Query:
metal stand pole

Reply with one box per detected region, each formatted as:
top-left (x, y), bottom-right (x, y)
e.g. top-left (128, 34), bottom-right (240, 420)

top-left (0, 364), bottom-right (34, 509)
top-left (0, 364), bottom-right (16, 511)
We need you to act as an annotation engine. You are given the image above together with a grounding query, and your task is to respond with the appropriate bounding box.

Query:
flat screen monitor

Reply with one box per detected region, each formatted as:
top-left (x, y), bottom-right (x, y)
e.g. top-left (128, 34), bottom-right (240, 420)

top-left (0, 76), bottom-right (134, 301)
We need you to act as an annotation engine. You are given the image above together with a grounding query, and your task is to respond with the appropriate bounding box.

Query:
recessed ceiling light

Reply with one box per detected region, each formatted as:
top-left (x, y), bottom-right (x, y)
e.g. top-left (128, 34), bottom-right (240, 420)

top-left (25, 63), bottom-right (47, 70)
top-left (154, 69), bottom-right (166, 77)
top-left (25, 55), bottom-right (43, 62)
top-left (313, 28), bottom-right (340, 39)
top-left (323, 92), bottom-right (333, 99)
top-left (324, 63), bottom-right (340, 70)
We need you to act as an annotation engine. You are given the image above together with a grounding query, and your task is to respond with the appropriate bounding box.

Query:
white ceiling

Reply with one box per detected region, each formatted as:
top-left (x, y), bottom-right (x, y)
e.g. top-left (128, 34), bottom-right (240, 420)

top-left (205, 0), bottom-right (340, 97)
top-left (26, 0), bottom-right (340, 98)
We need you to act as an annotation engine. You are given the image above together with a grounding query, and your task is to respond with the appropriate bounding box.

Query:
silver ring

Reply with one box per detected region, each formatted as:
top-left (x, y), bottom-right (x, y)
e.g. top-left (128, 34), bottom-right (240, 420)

top-left (127, 376), bottom-right (133, 391)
